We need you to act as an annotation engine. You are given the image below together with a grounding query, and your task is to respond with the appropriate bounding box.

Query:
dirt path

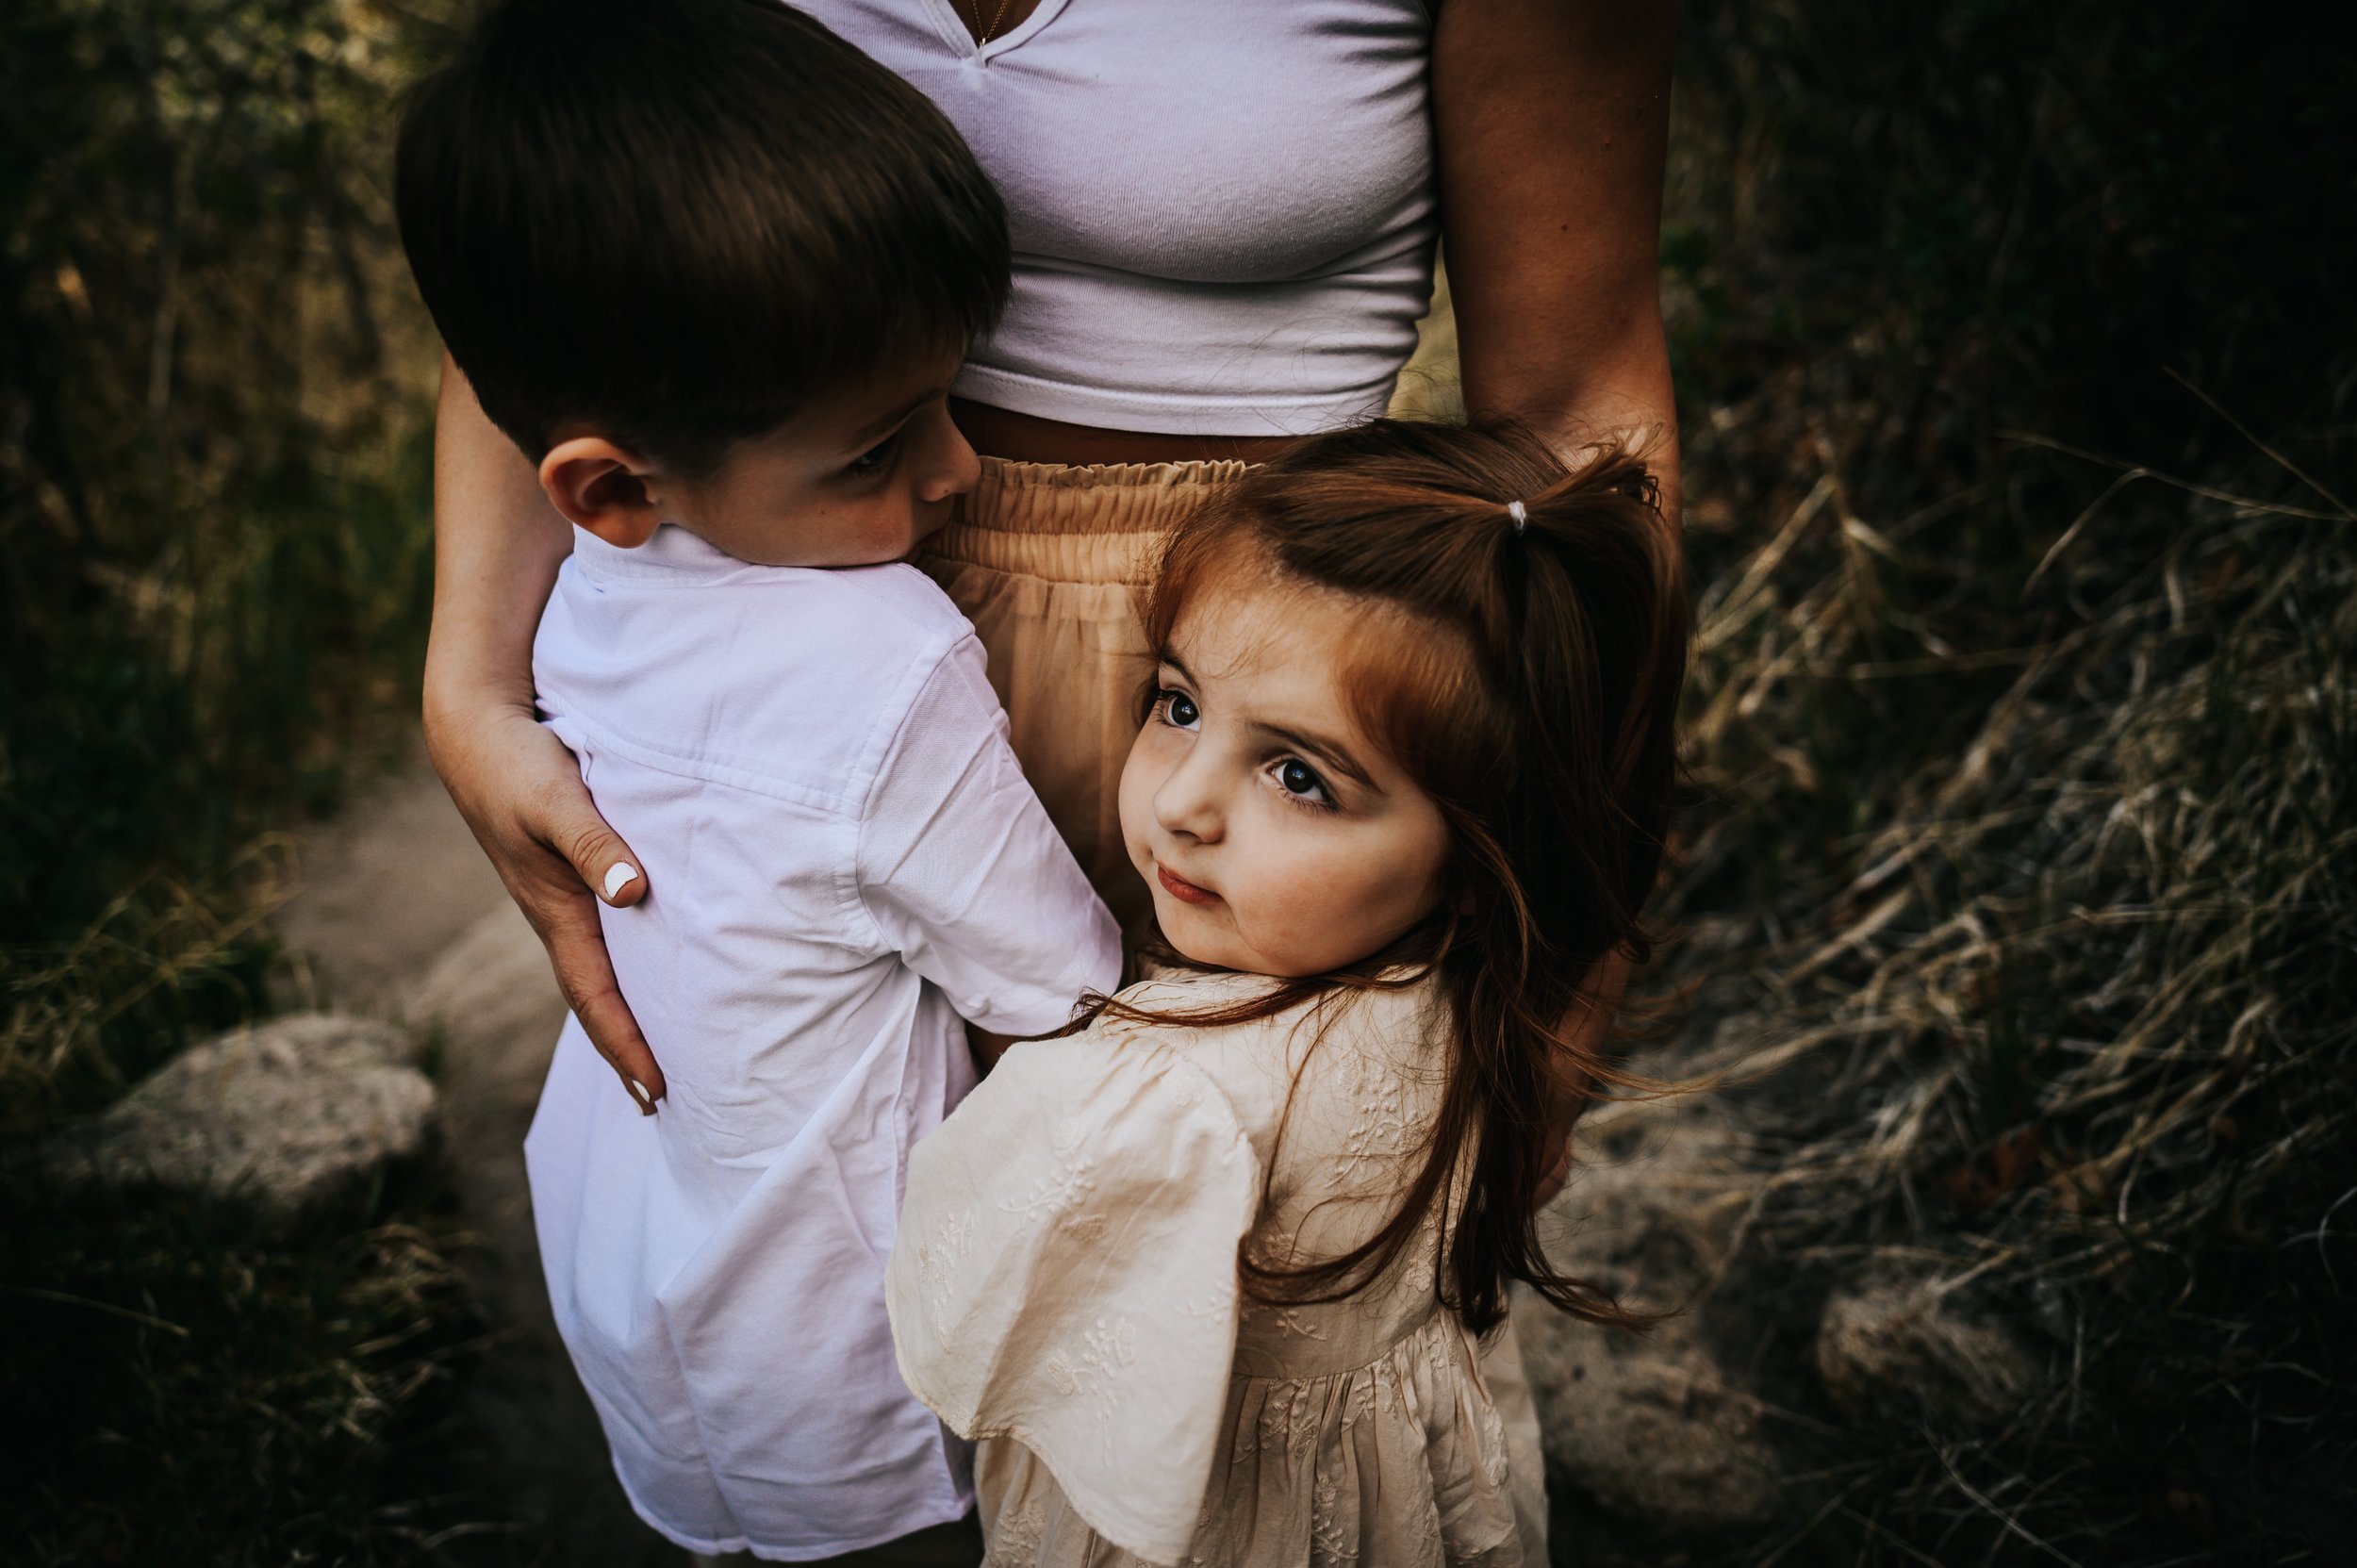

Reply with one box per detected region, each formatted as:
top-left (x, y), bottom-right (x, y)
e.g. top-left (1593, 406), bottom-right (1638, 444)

top-left (276, 748), bottom-right (674, 1566)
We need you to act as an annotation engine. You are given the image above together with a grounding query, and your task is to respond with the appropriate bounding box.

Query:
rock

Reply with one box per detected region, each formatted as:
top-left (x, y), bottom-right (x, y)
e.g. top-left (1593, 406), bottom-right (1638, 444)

top-left (43, 1013), bottom-right (437, 1221)
top-left (1816, 1270), bottom-right (2047, 1430)
top-left (1517, 1097), bottom-right (1786, 1532)
top-left (408, 900), bottom-right (569, 1066)
top-left (404, 899), bottom-right (571, 1282)
top-left (1519, 1306), bottom-right (1783, 1531)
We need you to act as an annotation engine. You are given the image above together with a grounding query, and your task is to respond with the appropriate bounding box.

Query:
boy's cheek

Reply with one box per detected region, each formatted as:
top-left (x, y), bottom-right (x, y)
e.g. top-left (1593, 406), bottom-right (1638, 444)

top-left (908, 498), bottom-right (955, 549)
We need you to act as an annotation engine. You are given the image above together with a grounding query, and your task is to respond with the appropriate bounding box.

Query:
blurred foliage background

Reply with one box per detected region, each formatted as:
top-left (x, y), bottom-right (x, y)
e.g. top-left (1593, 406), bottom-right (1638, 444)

top-left (0, 0), bottom-right (2348, 1561)
top-left (2, 0), bottom-right (442, 1121)
top-left (1, 0), bottom-right (473, 1560)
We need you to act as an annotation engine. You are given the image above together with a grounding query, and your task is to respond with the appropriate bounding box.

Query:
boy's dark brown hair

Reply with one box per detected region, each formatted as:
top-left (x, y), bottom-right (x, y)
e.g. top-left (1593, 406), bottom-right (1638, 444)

top-left (394, 0), bottom-right (1008, 475)
top-left (1093, 418), bottom-right (1688, 1333)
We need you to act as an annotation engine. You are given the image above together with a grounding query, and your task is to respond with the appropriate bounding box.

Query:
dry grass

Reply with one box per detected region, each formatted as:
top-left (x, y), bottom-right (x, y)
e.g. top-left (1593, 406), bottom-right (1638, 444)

top-left (2, 1183), bottom-right (497, 1565)
top-left (1692, 459), bottom-right (2353, 1268)
top-left (1640, 7), bottom-right (2357, 1547)
top-left (1654, 374), bottom-right (2357, 1558)
top-left (0, 840), bottom-right (294, 1138)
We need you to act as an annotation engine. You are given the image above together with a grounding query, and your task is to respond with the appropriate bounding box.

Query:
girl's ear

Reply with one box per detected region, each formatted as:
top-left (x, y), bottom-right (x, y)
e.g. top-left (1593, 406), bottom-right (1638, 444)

top-left (538, 437), bottom-right (663, 547)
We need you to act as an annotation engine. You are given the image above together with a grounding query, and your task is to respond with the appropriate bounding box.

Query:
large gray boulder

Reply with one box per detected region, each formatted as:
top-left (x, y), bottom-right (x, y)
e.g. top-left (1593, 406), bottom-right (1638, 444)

top-left (1518, 1096), bottom-right (1787, 1533)
top-left (44, 1013), bottom-right (436, 1221)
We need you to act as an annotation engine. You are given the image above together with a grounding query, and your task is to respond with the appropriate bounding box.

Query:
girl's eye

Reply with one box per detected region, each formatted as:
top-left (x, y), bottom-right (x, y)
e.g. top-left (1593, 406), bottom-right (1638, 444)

top-left (1156, 688), bottom-right (1200, 729)
top-left (848, 431), bottom-right (902, 477)
top-left (1275, 757), bottom-right (1332, 808)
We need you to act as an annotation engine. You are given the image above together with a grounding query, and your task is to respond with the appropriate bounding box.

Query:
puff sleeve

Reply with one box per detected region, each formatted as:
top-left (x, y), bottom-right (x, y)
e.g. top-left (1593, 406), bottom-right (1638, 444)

top-left (886, 1032), bottom-right (1261, 1566)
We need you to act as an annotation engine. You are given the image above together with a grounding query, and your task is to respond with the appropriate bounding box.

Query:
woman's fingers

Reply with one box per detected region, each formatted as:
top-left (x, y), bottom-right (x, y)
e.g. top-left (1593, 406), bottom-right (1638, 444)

top-left (536, 878), bottom-right (668, 1113)
top-left (519, 769), bottom-right (666, 1108)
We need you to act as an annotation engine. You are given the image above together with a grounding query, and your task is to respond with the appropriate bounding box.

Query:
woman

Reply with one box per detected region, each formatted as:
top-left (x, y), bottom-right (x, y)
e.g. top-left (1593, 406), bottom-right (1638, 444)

top-left (425, 0), bottom-right (1674, 1553)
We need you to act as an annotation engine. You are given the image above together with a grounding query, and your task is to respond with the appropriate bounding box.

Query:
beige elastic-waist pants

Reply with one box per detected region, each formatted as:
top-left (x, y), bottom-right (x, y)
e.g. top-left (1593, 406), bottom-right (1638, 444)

top-left (918, 458), bottom-right (1246, 936)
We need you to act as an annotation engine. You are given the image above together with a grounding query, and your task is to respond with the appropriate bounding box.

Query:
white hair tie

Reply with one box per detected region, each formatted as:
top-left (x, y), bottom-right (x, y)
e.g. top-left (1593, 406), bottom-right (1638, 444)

top-left (1507, 500), bottom-right (1529, 535)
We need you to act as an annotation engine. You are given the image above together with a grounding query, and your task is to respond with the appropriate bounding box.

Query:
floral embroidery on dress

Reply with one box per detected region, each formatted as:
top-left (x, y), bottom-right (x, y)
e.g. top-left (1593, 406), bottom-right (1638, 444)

top-left (1310, 1468), bottom-right (1361, 1568)
top-left (1248, 1375), bottom-right (1327, 1462)
top-left (998, 1114), bottom-right (1100, 1226)
top-left (1172, 1285), bottom-right (1234, 1322)
top-left (1336, 1363), bottom-right (1379, 1432)
top-left (1330, 1046), bottom-right (1414, 1191)
top-left (981, 1486), bottom-right (1047, 1568)
top-left (912, 1207), bottom-right (974, 1324)
top-left (1041, 1314), bottom-right (1138, 1430)
top-left (1273, 1309), bottom-right (1328, 1340)
top-left (1159, 1062), bottom-right (1208, 1111)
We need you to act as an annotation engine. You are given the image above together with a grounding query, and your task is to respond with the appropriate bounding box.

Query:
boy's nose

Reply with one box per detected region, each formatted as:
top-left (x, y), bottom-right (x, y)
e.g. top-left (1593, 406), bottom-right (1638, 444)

top-left (921, 420), bottom-right (983, 503)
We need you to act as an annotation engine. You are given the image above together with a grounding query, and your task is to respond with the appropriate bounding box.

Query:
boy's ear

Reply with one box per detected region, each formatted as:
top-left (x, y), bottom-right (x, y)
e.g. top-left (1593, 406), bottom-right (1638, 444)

top-left (538, 437), bottom-right (665, 548)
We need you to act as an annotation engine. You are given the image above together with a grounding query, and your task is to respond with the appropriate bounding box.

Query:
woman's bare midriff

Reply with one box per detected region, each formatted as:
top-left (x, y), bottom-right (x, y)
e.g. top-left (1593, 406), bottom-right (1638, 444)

top-left (950, 397), bottom-right (1295, 467)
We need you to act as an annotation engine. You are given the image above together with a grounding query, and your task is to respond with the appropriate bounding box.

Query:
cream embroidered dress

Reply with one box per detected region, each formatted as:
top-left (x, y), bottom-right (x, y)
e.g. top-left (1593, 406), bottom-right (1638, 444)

top-left (885, 970), bottom-right (1525, 1567)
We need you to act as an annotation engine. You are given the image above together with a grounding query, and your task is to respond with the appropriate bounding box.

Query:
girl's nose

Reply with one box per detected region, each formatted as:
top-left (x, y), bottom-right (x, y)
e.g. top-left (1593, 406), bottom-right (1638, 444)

top-left (1153, 750), bottom-right (1224, 843)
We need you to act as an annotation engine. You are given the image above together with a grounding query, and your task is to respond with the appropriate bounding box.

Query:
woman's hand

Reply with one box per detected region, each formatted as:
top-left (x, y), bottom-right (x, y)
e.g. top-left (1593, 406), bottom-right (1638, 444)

top-left (426, 354), bottom-right (665, 1112)
top-left (428, 699), bottom-right (666, 1113)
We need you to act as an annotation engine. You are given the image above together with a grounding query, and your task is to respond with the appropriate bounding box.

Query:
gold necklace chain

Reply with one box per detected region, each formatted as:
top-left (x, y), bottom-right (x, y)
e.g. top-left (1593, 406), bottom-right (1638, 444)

top-left (959, 0), bottom-right (1016, 45)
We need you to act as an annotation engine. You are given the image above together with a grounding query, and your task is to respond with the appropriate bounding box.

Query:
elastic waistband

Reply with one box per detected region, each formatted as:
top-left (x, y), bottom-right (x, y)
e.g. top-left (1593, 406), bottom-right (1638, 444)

top-left (924, 458), bottom-right (1249, 586)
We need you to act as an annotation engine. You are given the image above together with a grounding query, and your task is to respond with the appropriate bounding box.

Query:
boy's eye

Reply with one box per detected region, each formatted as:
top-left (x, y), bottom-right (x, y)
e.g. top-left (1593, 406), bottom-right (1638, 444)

top-left (848, 431), bottom-right (902, 476)
top-left (1156, 688), bottom-right (1200, 729)
top-left (1276, 758), bottom-right (1331, 806)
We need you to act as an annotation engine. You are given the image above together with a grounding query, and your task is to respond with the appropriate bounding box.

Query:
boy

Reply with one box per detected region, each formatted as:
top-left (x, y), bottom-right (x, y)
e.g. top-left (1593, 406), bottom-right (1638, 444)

top-left (394, 1), bottom-right (1121, 1560)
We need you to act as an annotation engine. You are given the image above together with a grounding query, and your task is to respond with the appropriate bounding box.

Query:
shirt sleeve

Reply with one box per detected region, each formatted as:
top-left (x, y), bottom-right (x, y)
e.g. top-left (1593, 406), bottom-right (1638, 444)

top-left (886, 1032), bottom-right (1261, 1566)
top-left (855, 633), bottom-right (1122, 1036)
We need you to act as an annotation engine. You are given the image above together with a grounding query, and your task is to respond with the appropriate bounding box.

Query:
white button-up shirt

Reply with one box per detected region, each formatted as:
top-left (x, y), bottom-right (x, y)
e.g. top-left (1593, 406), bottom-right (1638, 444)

top-left (523, 524), bottom-right (1121, 1558)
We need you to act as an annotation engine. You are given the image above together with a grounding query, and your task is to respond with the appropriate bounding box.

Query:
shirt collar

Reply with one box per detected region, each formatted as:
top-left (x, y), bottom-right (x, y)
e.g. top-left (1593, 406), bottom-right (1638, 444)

top-left (569, 522), bottom-right (759, 586)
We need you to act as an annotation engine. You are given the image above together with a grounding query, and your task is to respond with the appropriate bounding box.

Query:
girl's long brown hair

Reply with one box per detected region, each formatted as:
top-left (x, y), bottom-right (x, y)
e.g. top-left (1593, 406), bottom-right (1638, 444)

top-left (1084, 418), bottom-right (1689, 1335)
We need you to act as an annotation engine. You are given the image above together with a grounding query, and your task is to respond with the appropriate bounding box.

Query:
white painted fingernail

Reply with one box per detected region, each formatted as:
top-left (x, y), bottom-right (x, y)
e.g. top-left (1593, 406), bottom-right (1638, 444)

top-left (602, 862), bottom-right (639, 900)
top-left (627, 1077), bottom-right (655, 1114)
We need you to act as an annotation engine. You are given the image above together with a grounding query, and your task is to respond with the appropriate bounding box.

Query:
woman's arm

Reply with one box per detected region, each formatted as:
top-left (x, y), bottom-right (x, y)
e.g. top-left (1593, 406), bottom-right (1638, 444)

top-left (1433, 0), bottom-right (1680, 521)
top-left (1436, 0), bottom-right (1673, 1192)
top-left (426, 355), bottom-right (666, 1111)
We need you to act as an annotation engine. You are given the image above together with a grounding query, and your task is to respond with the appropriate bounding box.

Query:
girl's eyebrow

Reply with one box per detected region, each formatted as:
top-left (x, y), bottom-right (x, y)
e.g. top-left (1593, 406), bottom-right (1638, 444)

top-left (1248, 720), bottom-right (1378, 792)
top-left (1161, 651), bottom-right (1379, 792)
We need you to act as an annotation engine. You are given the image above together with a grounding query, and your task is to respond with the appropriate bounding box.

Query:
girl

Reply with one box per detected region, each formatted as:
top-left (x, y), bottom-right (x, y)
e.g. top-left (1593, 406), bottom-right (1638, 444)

top-left (885, 419), bottom-right (1689, 1567)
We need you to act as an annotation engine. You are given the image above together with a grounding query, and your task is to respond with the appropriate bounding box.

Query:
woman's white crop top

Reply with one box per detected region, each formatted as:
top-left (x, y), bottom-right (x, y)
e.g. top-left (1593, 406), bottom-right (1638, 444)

top-left (794, 0), bottom-right (1439, 437)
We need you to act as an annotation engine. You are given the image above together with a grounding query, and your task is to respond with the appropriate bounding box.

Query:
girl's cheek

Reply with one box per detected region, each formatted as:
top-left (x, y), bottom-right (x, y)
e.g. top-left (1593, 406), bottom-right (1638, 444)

top-left (1115, 726), bottom-right (1168, 842)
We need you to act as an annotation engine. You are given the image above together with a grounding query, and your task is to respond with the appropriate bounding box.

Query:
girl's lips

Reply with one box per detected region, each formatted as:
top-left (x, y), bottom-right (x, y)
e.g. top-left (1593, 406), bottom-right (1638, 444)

top-left (1155, 862), bottom-right (1220, 906)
